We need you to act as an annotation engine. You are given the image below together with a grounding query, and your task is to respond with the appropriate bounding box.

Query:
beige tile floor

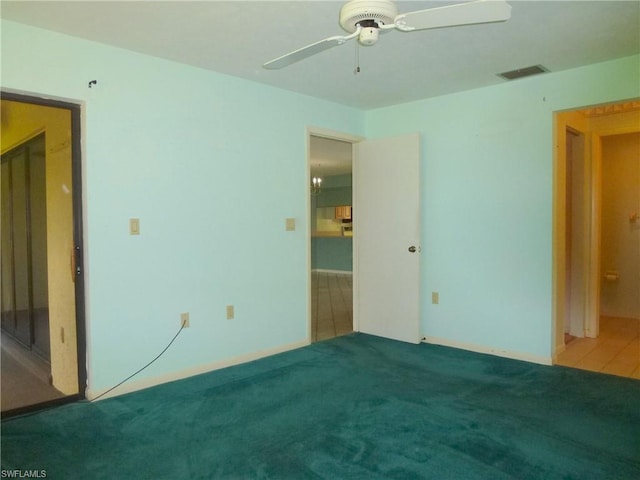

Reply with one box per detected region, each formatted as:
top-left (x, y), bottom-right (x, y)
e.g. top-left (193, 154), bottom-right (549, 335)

top-left (555, 316), bottom-right (640, 379)
top-left (311, 271), bottom-right (353, 342)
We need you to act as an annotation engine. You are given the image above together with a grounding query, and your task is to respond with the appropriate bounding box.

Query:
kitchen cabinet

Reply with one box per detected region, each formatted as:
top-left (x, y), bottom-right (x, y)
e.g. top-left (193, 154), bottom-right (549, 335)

top-left (335, 206), bottom-right (352, 220)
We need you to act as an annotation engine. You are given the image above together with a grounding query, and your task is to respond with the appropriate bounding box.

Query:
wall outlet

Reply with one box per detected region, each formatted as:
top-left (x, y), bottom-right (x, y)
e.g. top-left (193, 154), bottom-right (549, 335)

top-left (180, 312), bottom-right (190, 328)
top-left (285, 218), bottom-right (296, 231)
top-left (226, 305), bottom-right (234, 320)
top-left (432, 292), bottom-right (439, 305)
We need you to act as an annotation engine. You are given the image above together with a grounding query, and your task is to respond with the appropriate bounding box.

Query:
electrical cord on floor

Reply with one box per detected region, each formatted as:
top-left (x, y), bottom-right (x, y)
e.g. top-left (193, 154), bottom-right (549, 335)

top-left (2, 320), bottom-right (187, 423)
top-left (85, 319), bottom-right (187, 403)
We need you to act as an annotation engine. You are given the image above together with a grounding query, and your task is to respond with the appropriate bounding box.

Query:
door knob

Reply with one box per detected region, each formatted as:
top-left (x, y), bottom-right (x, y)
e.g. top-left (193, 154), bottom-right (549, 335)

top-left (408, 246), bottom-right (417, 253)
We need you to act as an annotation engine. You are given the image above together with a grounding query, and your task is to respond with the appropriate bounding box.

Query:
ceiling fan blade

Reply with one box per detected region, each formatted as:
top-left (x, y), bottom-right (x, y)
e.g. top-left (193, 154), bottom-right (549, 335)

top-left (395, 0), bottom-right (512, 32)
top-left (263, 32), bottom-right (357, 70)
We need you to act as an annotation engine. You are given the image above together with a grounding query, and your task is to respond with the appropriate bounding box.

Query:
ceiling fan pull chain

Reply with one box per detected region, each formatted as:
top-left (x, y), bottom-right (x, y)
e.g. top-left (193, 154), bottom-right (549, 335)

top-left (354, 41), bottom-right (361, 75)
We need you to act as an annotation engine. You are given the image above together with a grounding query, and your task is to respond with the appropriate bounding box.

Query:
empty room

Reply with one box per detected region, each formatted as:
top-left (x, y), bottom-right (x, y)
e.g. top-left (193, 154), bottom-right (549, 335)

top-left (1, 1), bottom-right (639, 478)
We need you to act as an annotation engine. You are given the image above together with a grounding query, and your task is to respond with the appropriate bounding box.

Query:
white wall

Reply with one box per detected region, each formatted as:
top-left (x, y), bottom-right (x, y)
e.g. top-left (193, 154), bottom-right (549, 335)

top-left (364, 55), bottom-right (640, 362)
top-left (1, 20), bottom-right (364, 397)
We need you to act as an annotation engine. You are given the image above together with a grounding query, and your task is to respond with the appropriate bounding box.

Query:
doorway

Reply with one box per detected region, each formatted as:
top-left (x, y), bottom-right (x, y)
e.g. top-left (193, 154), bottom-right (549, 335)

top-left (306, 129), bottom-right (422, 345)
top-left (308, 132), bottom-right (355, 343)
top-left (554, 100), bottom-right (640, 378)
top-left (1, 93), bottom-right (86, 416)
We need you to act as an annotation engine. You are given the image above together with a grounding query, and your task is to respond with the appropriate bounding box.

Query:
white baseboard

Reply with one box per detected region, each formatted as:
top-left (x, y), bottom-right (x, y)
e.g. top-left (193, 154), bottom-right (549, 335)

top-left (422, 336), bottom-right (553, 366)
top-left (86, 338), bottom-right (309, 401)
top-left (312, 269), bottom-right (352, 275)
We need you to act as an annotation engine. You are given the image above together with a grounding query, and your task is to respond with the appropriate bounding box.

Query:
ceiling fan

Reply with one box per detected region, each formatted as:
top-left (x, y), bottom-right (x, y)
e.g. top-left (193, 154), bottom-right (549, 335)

top-left (263, 0), bottom-right (512, 70)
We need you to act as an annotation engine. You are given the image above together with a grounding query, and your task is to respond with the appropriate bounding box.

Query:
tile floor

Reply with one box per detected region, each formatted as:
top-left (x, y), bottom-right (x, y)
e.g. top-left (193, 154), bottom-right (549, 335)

top-left (311, 271), bottom-right (353, 342)
top-left (555, 316), bottom-right (640, 379)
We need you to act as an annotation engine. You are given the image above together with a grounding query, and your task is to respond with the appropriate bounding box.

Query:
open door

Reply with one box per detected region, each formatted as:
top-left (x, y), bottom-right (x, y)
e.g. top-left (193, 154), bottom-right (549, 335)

top-left (565, 128), bottom-right (589, 339)
top-left (353, 133), bottom-right (421, 343)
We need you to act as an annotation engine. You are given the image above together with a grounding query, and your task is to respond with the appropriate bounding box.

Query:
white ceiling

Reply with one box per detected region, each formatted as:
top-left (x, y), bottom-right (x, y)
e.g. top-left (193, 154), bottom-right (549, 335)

top-left (2, 0), bottom-right (638, 175)
top-left (2, 1), bottom-right (639, 111)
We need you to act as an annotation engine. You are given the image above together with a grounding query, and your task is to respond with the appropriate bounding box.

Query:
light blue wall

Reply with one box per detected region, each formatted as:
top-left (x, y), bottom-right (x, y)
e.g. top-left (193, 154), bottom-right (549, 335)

top-left (364, 55), bottom-right (640, 360)
top-left (1, 20), bottom-right (364, 394)
top-left (312, 237), bottom-right (353, 272)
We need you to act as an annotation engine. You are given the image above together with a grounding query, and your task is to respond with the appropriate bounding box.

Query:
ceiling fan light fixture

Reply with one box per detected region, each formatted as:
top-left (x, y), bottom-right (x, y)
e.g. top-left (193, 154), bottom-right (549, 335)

top-left (359, 26), bottom-right (379, 46)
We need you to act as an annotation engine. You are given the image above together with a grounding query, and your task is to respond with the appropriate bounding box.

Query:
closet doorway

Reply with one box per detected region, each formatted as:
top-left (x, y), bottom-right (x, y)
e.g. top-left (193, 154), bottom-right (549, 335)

top-left (1, 93), bottom-right (86, 416)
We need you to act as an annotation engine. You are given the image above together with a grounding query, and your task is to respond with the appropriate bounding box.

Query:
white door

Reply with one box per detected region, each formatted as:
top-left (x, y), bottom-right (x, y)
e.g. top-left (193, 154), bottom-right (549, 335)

top-left (353, 133), bottom-right (421, 344)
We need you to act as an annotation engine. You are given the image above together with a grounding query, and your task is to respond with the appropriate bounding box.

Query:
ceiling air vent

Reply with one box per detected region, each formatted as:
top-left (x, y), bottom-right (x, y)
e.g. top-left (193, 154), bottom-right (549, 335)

top-left (498, 65), bottom-right (548, 80)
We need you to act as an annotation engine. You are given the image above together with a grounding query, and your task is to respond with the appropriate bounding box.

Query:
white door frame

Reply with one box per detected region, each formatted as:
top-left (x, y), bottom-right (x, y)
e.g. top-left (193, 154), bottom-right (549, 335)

top-left (306, 127), bottom-right (363, 343)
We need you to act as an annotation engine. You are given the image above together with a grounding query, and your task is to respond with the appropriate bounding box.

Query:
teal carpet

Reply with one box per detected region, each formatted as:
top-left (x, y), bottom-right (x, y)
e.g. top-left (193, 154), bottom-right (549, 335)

top-left (2, 333), bottom-right (639, 479)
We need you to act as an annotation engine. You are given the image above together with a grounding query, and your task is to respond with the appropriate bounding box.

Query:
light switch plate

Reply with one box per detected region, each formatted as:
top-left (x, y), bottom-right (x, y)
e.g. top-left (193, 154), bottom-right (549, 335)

top-left (130, 218), bottom-right (140, 235)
